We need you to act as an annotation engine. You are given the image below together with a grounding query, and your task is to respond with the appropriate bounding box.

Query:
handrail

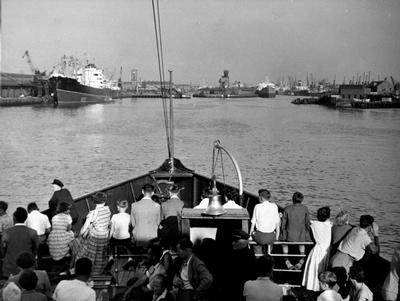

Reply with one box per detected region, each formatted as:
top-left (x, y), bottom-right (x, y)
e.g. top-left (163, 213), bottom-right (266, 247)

top-left (213, 140), bottom-right (243, 197)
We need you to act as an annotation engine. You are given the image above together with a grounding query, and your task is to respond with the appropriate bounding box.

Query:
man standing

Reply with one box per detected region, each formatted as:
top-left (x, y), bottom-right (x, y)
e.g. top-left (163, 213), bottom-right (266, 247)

top-left (243, 255), bottom-right (283, 301)
top-left (160, 184), bottom-right (184, 248)
top-left (26, 202), bottom-right (51, 244)
top-left (48, 179), bottom-right (78, 225)
top-left (249, 189), bottom-right (280, 254)
top-left (53, 257), bottom-right (96, 301)
top-left (1, 207), bottom-right (38, 277)
top-left (131, 184), bottom-right (161, 247)
top-left (173, 238), bottom-right (213, 301)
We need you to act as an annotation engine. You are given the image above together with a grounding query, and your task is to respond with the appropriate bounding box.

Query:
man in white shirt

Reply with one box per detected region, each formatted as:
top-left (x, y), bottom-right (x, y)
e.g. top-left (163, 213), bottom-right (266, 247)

top-left (249, 189), bottom-right (280, 254)
top-left (26, 202), bottom-right (51, 244)
top-left (53, 257), bottom-right (96, 301)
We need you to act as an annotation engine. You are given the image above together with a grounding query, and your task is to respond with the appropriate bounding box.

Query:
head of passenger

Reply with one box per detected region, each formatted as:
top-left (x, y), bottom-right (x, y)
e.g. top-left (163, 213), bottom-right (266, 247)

top-left (117, 199), bottom-right (128, 213)
top-left (292, 191), bottom-right (304, 204)
top-left (27, 202), bottom-right (39, 213)
top-left (0, 201), bottom-right (9, 216)
top-left (317, 206), bottom-right (331, 222)
top-left (318, 271), bottom-right (337, 291)
top-left (142, 184), bottom-right (155, 197)
top-left (75, 257), bottom-right (92, 281)
top-left (258, 189), bottom-right (271, 202)
top-left (2, 282), bottom-right (21, 301)
top-left (57, 201), bottom-right (71, 214)
top-left (256, 255), bottom-right (275, 278)
top-left (334, 210), bottom-right (350, 226)
top-left (93, 191), bottom-right (107, 205)
top-left (13, 207), bottom-right (28, 224)
top-left (201, 187), bottom-right (211, 199)
top-left (16, 252), bottom-right (35, 270)
top-left (176, 238), bottom-right (193, 260)
top-left (348, 265), bottom-right (366, 285)
top-left (145, 244), bottom-right (162, 266)
top-left (359, 215), bottom-right (374, 230)
top-left (18, 269), bottom-right (38, 291)
top-left (52, 179), bottom-right (64, 191)
top-left (169, 184), bottom-right (180, 198)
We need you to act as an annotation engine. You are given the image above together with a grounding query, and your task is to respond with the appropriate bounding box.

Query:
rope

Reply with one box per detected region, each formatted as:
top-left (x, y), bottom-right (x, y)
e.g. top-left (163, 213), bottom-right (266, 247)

top-left (152, 0), bottom-right (171, 158)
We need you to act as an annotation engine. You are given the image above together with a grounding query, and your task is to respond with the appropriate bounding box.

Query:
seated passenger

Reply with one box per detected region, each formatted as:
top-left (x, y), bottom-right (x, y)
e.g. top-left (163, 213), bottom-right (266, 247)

top-left (249, 189), bottom-right (280, 254)
top-left (47, 202), bottom-right (75, 263)
top-left (222, 189), bottom-right (243, 209)
top-left (1, 282), bottom-right (21, 301)
top-left (281, 191), bottom-right (311, 269)
top-left (18, 270), bottom-right (47, 301)
top-left (317, 271), bottom-right (342, 301)
top-left (194, 187), bottom-right (211, 209)
top-left (382, 245), bottom-right (400, 301)
top-left (348, 265), bottom-right (373, 301)
top-left (26, 202), bottom-right (51, 245)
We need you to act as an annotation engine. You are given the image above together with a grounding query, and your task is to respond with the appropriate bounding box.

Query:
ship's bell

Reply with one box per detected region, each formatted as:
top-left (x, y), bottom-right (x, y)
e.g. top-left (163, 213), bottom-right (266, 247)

top-left (203, 194), bottom-right (226, 216)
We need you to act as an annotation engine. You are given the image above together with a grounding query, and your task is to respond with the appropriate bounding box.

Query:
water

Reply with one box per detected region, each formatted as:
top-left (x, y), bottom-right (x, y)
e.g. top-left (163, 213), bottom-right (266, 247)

top-left (0, 96), bottom-right (399, 259)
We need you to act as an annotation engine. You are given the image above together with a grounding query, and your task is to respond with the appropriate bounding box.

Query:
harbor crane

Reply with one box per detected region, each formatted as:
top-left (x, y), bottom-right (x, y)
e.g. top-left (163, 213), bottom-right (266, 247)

top-left (22, 50), bottom-right (46, 76)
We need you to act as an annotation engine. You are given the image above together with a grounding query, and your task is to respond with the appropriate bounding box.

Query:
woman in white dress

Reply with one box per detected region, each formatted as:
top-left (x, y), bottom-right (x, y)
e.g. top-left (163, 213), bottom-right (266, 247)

top-left (302, 206), bottom-right (333, 291)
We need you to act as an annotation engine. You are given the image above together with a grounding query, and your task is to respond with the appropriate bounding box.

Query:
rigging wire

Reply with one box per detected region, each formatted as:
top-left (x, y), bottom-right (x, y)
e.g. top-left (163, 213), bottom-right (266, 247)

top-left (152, 0), bottom-right (171, 158)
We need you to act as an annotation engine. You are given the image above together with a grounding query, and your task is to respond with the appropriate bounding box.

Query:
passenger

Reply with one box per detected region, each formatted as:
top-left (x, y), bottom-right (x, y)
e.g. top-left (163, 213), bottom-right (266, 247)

top-left (348, 265), bottom-right (373, 301)
top-left (4, 252), bottom-right (52, 300)
top-left (149, 274), bottom-right (175, 301)
top-left (0, 201), bottom-right (13, 238)
top-left (47, 202), bottom-right (75, 263)
top-left (173, 238), bottom-right (213, 301)
top-left (330, 267), bottom-right (350, 300)
top-left (330, 215), bottom-right (379, 273)
top-left (26, 202), bottom-right (51, 245)
top-left (316, 271), bottom-right (342, 301)
top-left (382, 245), bottom-right (400, 301)
top-left (302, 207), bottom-right (332, 291)
top-left (243, 255), bottom-right (283, 301)
top-left (18, 269), bottom-right (47, 301)
top-left (222, 189), bottom-right (243, 209)
top-left (281, 191), bottom-right (311, 270)
top-left (122, 244), bottom-right (167, 301)
top-left (131, 184), bottom-right (161, 248)
top-left (70, 192), bottom-right (111, 275)
top-left (331, 211), bottom-right (353, 256)
top-left (223, 229), bottom-right (257, 301)
top-left (0, 207), bottom-right (38, 278)
top-left (249, 189), bottom-right (280, 255)
top-left (48, 179), bottom-right (78, 225)
top-left (1, 282), bottom-right (21, 301)
top-left (194, 187), bottom-right (211, 209)
top-left (159, 184), bottom-right (184, 248)
top-left (109, 199), bottom-right (134, 255)
top-left (53, 257), bottom-right (96, 301)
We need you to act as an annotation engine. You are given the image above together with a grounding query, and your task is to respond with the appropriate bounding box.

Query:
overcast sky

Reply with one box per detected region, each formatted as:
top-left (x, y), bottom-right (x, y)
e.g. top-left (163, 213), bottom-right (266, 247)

top-left (1, 0), bottom-right (400, 85)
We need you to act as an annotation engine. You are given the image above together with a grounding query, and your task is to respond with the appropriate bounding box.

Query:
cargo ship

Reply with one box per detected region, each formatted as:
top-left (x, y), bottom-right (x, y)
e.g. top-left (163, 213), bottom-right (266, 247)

top-left (256, 81), bottom-right (276, 98)
top-left (49, 61), bottom-right (118, 105)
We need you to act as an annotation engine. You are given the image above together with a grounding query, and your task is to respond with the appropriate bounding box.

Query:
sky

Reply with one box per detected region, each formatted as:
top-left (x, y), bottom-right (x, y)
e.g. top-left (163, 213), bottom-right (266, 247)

top-left (1, 0), bottom-right (400, 85)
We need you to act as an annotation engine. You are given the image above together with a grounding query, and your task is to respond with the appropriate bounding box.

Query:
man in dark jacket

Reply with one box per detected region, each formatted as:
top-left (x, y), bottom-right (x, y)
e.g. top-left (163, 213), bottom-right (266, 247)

top-left (1, 207), bottom-right (38, 277)
top-left (47, 179), bottom-right (78, 225)
top-left (173, 238), bottom-right (213, 301)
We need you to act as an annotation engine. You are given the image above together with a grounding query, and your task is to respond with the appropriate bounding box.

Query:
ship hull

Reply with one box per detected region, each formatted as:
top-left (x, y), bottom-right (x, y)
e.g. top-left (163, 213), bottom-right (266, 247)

top-left (256, 87), bottom-right (276, 98)
top-left (56, 88), bottom-right (112, 104)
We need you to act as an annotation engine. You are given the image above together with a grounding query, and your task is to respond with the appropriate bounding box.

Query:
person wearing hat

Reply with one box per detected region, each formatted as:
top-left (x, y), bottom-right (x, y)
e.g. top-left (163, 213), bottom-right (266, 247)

top-left (47, 179), bottom-right (78, 225)
top-left (249, 189), bottom-right (281, 255)
top-left (70, 192), bottom-right (111, 275)
top-left (222, 229), bottom-right (257, 301)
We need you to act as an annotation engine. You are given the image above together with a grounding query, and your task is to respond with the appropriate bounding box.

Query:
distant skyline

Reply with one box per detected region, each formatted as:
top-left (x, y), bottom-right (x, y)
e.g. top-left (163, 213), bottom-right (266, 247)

top-left (1, 0), bottom-right (400, 85)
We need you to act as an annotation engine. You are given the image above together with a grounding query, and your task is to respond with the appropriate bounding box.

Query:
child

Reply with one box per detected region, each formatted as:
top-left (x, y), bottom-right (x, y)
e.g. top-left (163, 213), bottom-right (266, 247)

top-left (281, 191), bottom-right (311, 269)
top-left (18, 270), bottom-right (47, 301)
top-left (317, 271), bottom-right (342, 301)
top-left (349, 265), bottom-right (373, 301)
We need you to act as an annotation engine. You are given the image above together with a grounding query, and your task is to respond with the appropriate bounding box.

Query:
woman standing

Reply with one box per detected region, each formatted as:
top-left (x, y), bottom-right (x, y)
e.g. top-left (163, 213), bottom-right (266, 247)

top-left (47, 202), bottom-right (75, 261)
top-left (331, 211), bottom-right (353, 256)
top-left (70, 192), bottom-right (111, 275)
top-left (302, 206), bottom-right (333, 291)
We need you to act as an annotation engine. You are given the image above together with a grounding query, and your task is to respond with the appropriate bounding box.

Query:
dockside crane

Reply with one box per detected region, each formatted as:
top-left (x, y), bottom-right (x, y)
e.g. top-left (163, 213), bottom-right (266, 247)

top-left (22, 50), bottom-right (46, 77)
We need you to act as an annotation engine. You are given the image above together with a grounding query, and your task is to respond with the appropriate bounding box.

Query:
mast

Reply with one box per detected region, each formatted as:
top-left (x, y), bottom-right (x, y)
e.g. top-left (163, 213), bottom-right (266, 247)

top-left (169, 70), bottom-right (174, 171)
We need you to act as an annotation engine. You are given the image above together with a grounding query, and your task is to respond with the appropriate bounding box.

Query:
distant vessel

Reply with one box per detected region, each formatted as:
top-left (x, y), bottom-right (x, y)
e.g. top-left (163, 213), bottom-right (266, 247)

top-left (256, 80), bottom-right (276, 98)
top-left (49, 57), bottom-right (118, 105)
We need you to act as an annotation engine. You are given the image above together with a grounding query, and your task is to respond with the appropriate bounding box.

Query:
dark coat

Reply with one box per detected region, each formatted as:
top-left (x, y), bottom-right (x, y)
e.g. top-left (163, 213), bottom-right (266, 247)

top-left (48, 188), bottom-right (78, 224)
top-left (281, 203), bottom-right (311, 242)
top-left (1, 225), bottom-right (38, 277)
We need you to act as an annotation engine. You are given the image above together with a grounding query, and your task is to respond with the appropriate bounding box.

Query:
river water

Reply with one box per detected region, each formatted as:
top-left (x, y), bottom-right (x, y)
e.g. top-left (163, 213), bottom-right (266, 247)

top-left (0, 96), bottom-right (399, 259)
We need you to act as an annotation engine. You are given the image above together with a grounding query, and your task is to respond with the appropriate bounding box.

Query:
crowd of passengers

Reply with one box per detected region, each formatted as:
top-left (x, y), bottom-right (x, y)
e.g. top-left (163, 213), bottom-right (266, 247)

top-left (0, 178), bottom-right (398, 301)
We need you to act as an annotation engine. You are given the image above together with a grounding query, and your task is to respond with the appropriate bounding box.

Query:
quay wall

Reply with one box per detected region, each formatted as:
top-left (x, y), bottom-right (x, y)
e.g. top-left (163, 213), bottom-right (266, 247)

top-left (0, 96), bottom-right (50, 107)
